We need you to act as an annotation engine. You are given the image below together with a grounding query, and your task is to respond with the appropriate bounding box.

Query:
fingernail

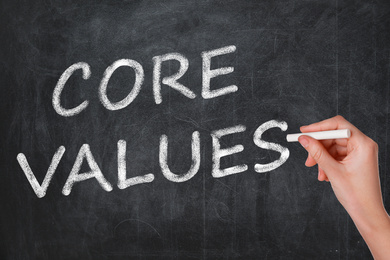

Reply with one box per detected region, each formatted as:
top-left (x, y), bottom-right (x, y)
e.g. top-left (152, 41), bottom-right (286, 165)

top-left (298, 136), bottom-right (309, 148)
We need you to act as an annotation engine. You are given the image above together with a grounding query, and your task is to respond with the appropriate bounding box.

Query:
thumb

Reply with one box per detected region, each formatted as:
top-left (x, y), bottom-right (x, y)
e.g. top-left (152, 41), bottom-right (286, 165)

top-left (298, 135), bottom-right (340, 175)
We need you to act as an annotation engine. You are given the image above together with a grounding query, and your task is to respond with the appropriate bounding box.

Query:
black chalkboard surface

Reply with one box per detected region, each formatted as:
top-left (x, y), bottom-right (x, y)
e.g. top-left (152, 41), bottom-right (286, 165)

top-left (1, 0), bottom-right (389, 259)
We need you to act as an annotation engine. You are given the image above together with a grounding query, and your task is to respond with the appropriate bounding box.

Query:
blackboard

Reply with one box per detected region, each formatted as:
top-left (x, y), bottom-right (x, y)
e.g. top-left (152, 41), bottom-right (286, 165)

top-left (1, 0), bottom-right (389, 259)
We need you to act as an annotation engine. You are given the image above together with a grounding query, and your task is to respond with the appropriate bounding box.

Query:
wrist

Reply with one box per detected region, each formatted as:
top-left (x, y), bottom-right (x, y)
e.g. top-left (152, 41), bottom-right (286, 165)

top-left (349, 205), bottom-right (390, 240)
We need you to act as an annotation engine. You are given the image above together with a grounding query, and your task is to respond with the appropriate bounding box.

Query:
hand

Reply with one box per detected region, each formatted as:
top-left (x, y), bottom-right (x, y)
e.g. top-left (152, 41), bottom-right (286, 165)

top-left (298, 115), bottom-right (390, 259)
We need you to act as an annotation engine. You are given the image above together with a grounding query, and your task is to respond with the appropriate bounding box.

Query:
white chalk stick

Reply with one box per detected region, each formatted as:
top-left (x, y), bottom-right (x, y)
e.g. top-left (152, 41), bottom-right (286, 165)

top-left (286, 129), bottom-right (351, 142)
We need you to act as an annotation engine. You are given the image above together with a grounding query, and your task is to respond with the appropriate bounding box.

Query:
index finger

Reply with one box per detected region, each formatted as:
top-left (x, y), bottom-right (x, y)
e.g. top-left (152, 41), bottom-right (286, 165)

top-left (300, 115), bottom-right (366, 141)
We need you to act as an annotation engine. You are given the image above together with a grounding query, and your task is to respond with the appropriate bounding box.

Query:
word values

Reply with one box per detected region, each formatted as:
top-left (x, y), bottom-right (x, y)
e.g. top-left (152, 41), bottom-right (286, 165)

top-left (17, 120), bottom-right (289, 198)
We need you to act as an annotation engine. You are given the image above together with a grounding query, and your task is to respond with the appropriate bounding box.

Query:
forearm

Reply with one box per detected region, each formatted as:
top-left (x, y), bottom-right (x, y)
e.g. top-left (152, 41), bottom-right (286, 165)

top-left (349, 207), bottom-right (390, 259)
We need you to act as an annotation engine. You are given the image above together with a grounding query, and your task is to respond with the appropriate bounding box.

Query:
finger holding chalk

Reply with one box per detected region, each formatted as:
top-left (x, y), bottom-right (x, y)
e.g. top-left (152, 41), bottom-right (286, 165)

top-left (299, 115), bottom-right (366, 143)
top-left (286, 129), bottom-right (351, 142)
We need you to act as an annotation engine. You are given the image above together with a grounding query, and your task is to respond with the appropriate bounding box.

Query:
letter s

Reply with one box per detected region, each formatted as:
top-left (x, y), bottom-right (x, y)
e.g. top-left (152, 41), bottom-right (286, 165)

top-left (253, 120), bottom-right (289, 173)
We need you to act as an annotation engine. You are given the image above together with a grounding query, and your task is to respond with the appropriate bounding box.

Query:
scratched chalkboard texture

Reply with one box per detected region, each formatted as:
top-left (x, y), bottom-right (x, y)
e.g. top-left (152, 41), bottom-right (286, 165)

top-left (1, 0), bottom-right (389, 259)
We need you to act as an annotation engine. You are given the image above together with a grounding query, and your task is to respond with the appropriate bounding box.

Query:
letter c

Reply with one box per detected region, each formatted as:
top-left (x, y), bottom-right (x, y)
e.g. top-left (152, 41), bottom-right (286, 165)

top-left (52, 62), bottom-right (91, 117)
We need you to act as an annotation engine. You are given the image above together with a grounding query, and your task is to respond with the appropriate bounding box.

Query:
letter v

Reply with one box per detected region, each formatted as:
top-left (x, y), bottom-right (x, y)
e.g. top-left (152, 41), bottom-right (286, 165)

top-left (16, 146), bottom-right (65, 198)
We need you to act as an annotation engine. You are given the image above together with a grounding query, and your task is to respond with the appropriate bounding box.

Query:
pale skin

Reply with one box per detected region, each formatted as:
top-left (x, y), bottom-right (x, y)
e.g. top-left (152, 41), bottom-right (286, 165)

top-left (298, 115), bottom-right (390, 259)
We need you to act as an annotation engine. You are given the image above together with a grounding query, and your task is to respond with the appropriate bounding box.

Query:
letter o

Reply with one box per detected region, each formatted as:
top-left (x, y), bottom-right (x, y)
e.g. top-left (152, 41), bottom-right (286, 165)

top-left (99, 59), bottom-right (144, 110)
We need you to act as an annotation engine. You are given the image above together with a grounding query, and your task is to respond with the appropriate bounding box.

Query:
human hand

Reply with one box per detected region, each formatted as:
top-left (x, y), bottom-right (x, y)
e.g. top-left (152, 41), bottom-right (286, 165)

top-left (298, 115), bottom-right (390, 259)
